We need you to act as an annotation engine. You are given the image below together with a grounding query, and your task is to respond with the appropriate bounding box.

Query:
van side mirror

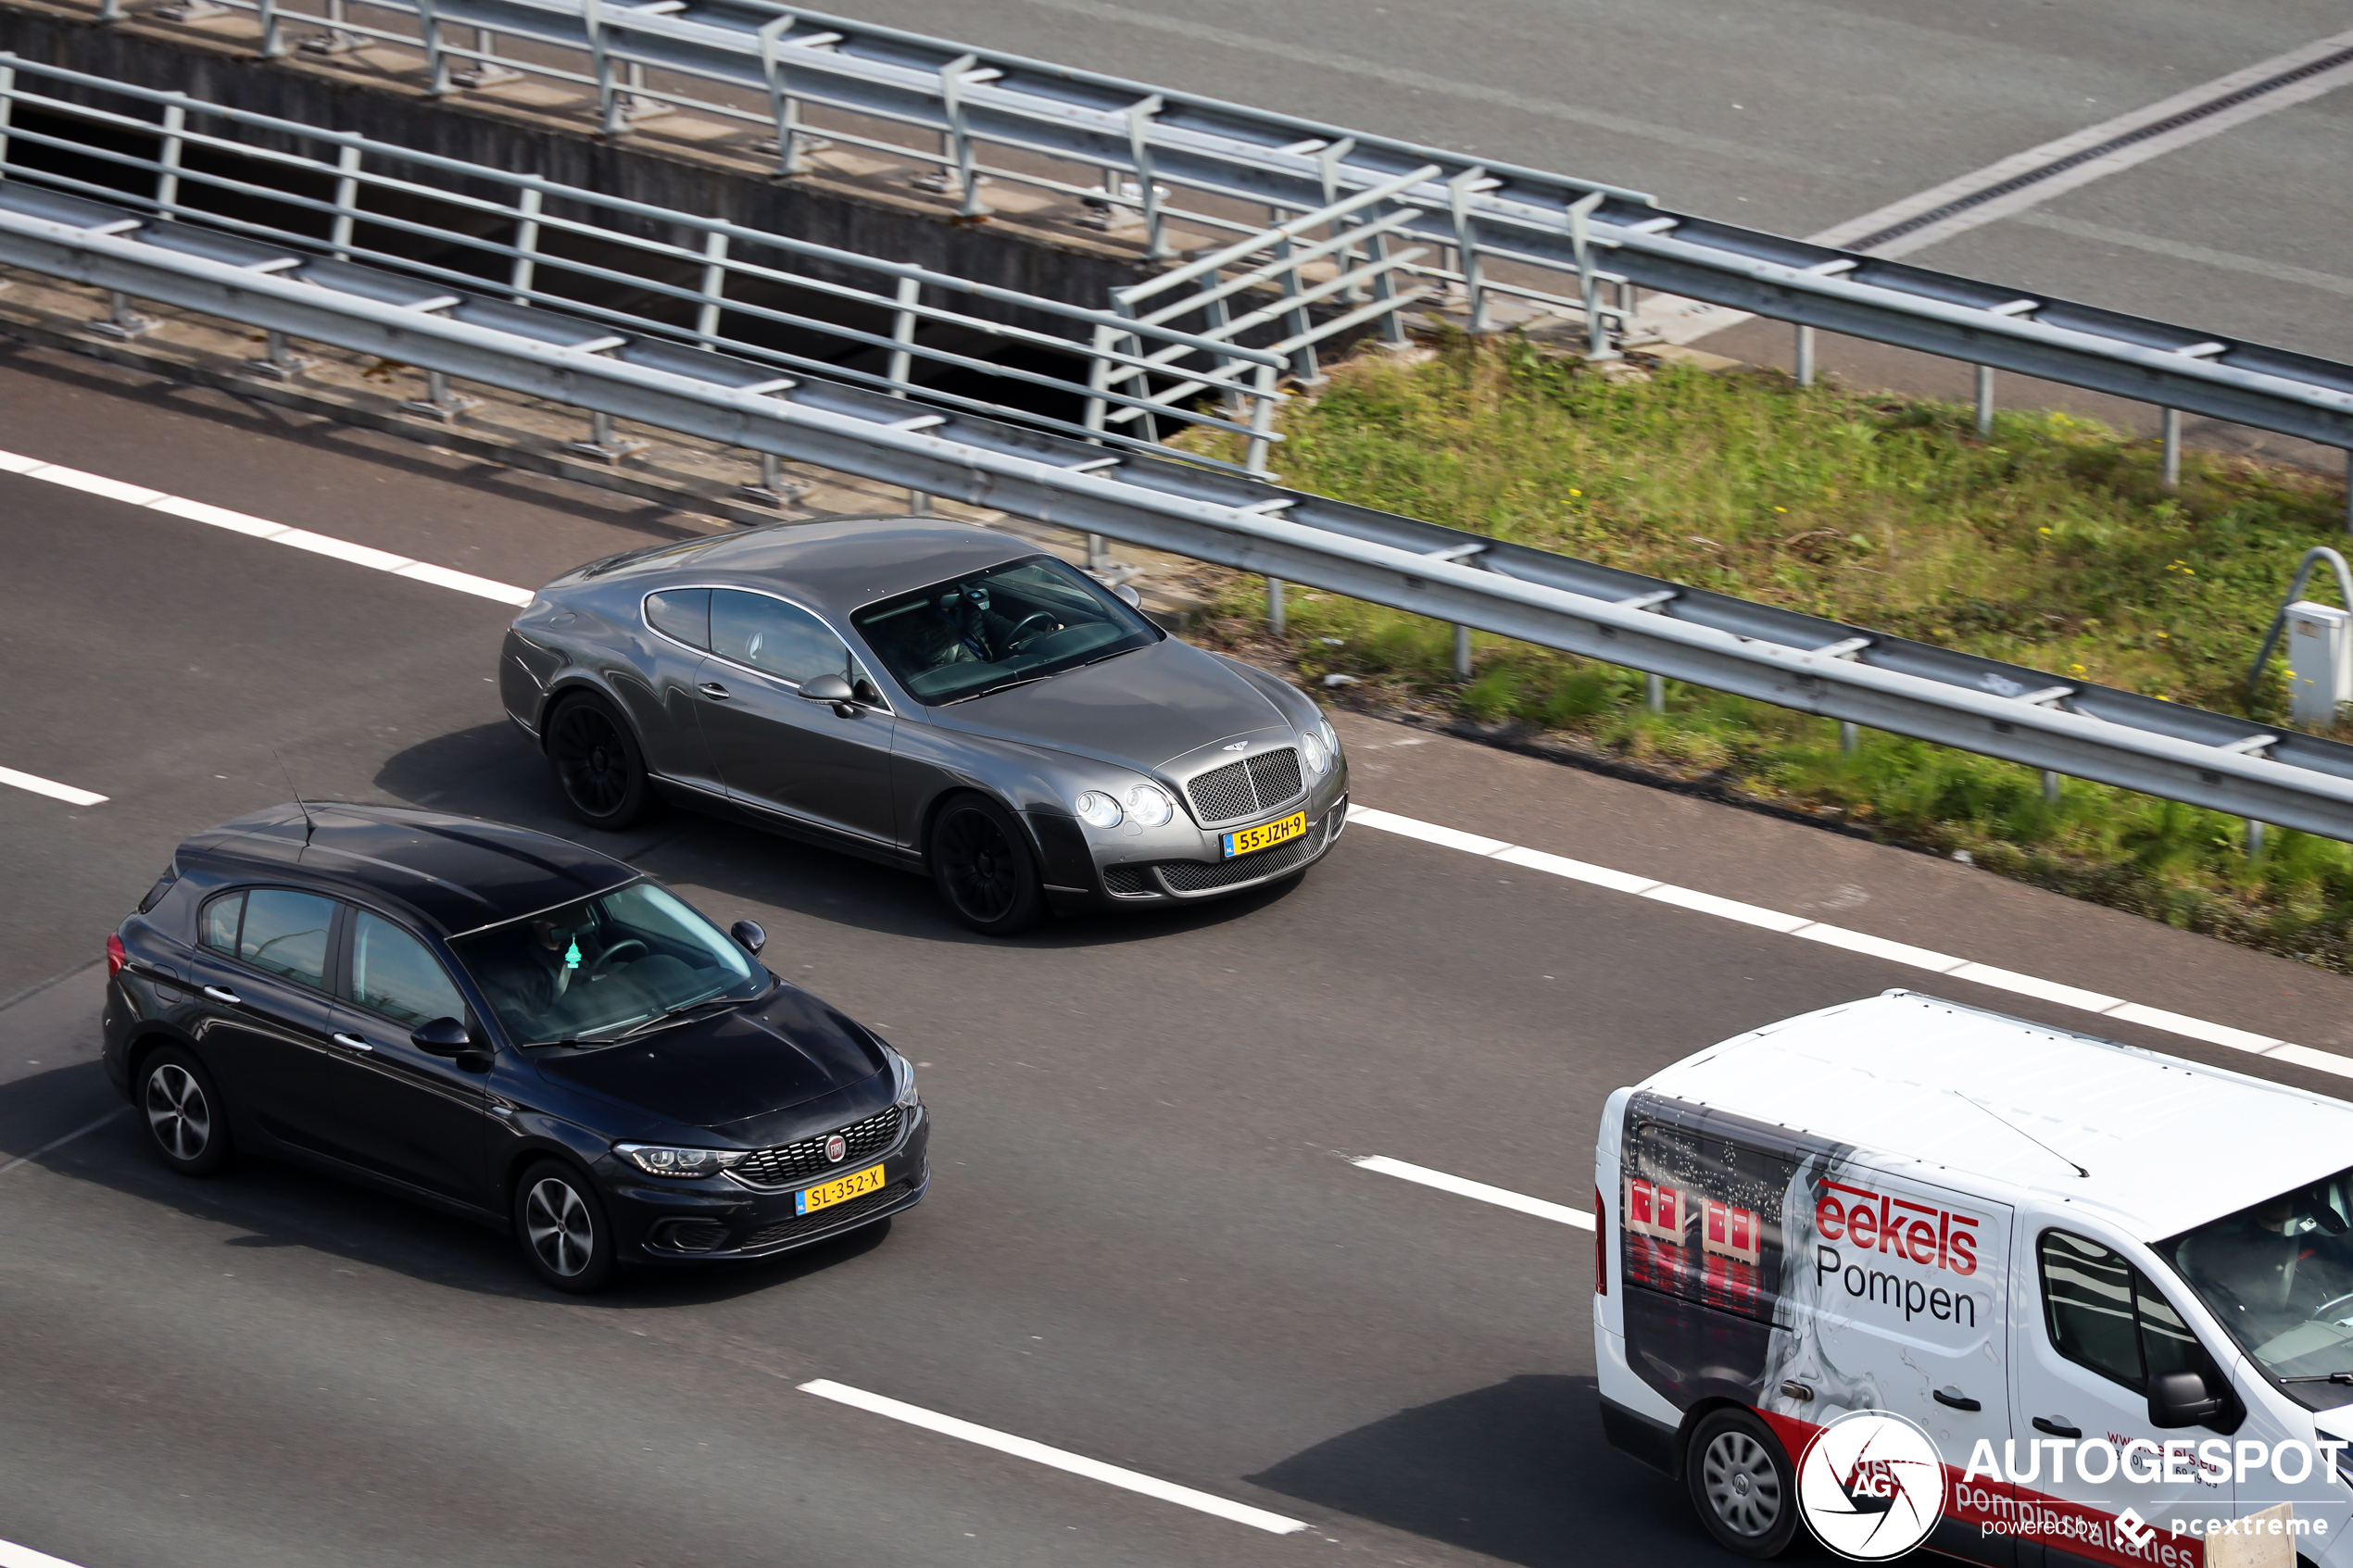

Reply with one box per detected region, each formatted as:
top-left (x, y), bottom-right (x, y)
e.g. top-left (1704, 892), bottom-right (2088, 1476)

top-left (2148, 1369), bottom-right (2226, 1429)
top-left (730, 920), bottom-right (766, 955)
top-left (412, 1016), bottom-right (472, 1056)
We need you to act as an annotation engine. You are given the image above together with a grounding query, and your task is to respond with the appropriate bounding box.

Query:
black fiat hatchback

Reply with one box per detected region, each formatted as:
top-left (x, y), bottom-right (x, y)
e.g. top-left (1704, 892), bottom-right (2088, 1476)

top-left (101, 802), bottom-right (928, 1292)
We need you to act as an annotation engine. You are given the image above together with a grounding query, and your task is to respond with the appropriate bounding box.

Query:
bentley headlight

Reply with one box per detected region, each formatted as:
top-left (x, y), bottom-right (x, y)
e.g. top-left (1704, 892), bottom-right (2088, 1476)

top-left (1075, 790), bottom-right (1124, 828)
top-left (615, 1143), bottom-right (747, 1177)
top-left (1127, 783), bottom-right (1175, 827)
top-left (1320, 716), bottom-right (1340, 759)
top-left (1300, 729), bottom-right (1330, 775)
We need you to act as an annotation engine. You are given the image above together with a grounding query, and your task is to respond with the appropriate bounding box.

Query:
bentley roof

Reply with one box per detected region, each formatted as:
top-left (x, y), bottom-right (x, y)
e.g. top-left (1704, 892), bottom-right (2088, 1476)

top-left (571, 516), bottom-right (1035, 614)
top-left (177, 802), bottom-right (637, 935)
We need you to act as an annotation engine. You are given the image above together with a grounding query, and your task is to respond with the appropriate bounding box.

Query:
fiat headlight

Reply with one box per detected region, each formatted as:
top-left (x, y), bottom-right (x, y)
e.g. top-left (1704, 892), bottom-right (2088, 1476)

top-left (1300, 729), bottom-right (1330, 775)
top-left (1075, 790), bottom-right (1124, 829)
top-left (1127, 783), bottom-right (1175, 827)
top-left (891, 1049), bottom-right (920, 1109)
top-left (615, 1143), bottom-right (748, 1177)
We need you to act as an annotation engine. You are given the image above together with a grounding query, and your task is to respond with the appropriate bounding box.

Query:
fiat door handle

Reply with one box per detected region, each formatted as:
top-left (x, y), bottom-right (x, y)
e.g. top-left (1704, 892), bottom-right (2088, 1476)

top-left (331, 1032), bottom-right (376, 1053)
top-left (2032, 1416), bottom-right (2082, 1438)
top-left (202, 985), bottom-right (242, 1006)
top-left (1932, 1387), bottom-right (1982, 1412)
top-left (698, 682), bottom-right (731, 700)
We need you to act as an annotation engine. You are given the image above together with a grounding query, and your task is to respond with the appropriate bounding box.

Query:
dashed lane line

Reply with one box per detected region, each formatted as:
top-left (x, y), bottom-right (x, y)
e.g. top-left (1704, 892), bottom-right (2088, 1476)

top-left (0, 448), bottom-right (534, 606)
top-left (1353, 1156), bottom-right (1593, 1229)
top-left (798, 1380), bottom-right (1310, 1535)
top-left (0, 766), bottom-right (107, 807)
top-left (1345, 807), bottom-right (2352, 1082)
top-left (0, 1110), bottom-right (126, 1178)
top-left (7, 445), bottom-right (2340, 1085)
top-left (0, 1536), bottom-right (89, 1568)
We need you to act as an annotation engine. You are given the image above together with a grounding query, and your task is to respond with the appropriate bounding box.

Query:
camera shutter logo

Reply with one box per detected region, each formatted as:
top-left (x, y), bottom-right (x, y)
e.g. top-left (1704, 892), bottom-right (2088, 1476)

top-left (1796, 1410), bottom-right (1946, 1561)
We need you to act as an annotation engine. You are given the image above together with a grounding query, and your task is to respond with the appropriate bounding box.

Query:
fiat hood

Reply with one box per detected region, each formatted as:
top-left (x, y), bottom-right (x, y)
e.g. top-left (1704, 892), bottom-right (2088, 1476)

top-left (531, 985), bottom-right (887, 1134)
top-left (928, 639), bottom-right (1298, 770)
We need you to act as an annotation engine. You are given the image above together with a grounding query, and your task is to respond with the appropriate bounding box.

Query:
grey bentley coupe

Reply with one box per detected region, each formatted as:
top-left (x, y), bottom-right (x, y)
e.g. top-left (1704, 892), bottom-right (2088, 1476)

top-left (497, 518), bottom-right (1349, 935)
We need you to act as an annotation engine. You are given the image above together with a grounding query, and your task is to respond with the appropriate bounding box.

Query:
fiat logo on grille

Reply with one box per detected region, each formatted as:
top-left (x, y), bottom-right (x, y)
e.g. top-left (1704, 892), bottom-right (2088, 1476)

top-left (824, 1134), bottom-right (848, 1163)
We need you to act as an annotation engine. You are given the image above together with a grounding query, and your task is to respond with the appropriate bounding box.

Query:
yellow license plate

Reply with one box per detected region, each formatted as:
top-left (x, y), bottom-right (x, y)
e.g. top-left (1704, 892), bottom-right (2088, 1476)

top-left (796, 1161), bottom-right (886, 1215)
top-left (1222, 810), bottom-right (1307, 859)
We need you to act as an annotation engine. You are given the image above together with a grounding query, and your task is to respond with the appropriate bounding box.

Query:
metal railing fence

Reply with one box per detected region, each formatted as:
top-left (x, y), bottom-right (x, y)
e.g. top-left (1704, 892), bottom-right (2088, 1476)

top-left (41, 0), bottom-right (2353, 500)
top-left (10, 174), bottom-right (2353, 844)
top-left (0, 56), bottom-right (1314, 471)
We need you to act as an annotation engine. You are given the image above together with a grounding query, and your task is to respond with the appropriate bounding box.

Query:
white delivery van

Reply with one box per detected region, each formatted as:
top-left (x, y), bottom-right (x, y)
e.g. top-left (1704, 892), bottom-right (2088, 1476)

top-left (1596, 989), bottom-right (2353, 1566)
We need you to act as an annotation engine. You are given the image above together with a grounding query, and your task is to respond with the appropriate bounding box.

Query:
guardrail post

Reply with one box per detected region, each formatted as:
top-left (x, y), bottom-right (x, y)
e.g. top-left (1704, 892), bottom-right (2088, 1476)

top-left (887, 275), bottom-right (920, 394)
top-left (1448, 169), bottom-right (1491, 334)
top-left (256, 0), bottom-right (286, 58)
top-left (1839, 720), bottom-right (1857, 754)
top-left (1276, 233), bottom-right (1318, 384)
top-left (0, 62), bottom-right (15, 172)
top-left (2247, 819), bottom-right (2266, 859)
top-left (156, 103), bottom-right (186, 220)
top-left (695, 230), bottom-right (728, 348)
top-left (509, 186), bottom-right (541, 302)
top-left (296, 0), bottom-right (360, 56)
top-left (939, 56), bottom-right (990, 218)
top-left (1126, 97), bottom-right (1166, 260)
top-left (330, 143), bottom-right (361, 261)
top-left (1266, 578), bottom-right (1287, 635)
top-left (2042, 770), bottom-right (2061, 804)
top-left (1245, 360), bottom-right (1279, 478)
top-left (245, 327), bottom-right (316, 382)
top-left (1794, 324), bottom-right (1816, 388)
top-left (1452, 624), bottom-right (1472, 680)
top-left (1646, 672), bottom-right (1666, 714)
top-left (1973, 365), bottom-right (1994, 435)
top-left (741, 451), bottom-right (810, 507)
top-left (584, 0), bottom-right (627, 136)
top-left (2161, 408), bottom-right (2182, 490)
top-left (1567, 190), bottom-right (1618, 364)
top-left (404, 368), bottom-right (481, 422)
top-left (454, 27), bottom-right (522, 90)
top-left (417, 0), bottom-right (451, 96)
top-left (758, 17), bottom-right (809, 177)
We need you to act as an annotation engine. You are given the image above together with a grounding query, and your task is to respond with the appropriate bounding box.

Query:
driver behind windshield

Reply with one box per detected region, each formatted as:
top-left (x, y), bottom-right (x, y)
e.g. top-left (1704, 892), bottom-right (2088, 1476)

top-left (917, 581), bottom-right (1027, 667)
top-left (2171, 1179), bottom-right (2353, 1378)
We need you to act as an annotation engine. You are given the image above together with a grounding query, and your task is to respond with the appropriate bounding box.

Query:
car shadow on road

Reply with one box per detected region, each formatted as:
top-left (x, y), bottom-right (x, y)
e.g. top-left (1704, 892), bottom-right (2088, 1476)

top-left (1247, 1374), bottom-right (1840, 1568)
top-left (30, 1109), bottom-right (900, 1306)
top-left (373, 723), bottom-right (1316, 951)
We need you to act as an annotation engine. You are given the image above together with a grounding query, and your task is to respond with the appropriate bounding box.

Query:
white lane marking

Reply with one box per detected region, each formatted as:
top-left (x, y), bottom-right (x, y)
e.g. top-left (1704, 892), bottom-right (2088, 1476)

top-left (0, 766), bottom-right (107, 807)
top-left (0, 1108), bottom-right (126, 1177)
top-left (1345, 805), bottom-right (2353, 1079)
top-left (1353, 1155), bottom-right (1592, 1230)
top-left (1643, 25), bottom-right (2353, 343)
top-left (798, 1380), bottom-right (1310, 1535)
top-left (0, 1536), bottom-right (92, 1568)
top-left (2, 449), bottom-right (534, 606)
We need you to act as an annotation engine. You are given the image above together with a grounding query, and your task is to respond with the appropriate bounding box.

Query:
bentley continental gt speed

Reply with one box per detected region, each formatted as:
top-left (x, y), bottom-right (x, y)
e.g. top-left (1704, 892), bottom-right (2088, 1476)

top-left (497, 518), bottom-right (1350, 935)
top-left (103, 802), bottom-right (929, 1292)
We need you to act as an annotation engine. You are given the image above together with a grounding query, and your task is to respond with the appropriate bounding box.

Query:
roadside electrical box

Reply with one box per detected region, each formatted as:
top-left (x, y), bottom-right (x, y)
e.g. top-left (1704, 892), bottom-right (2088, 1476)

top-left (2285, 599), bottom-right (2352, 726)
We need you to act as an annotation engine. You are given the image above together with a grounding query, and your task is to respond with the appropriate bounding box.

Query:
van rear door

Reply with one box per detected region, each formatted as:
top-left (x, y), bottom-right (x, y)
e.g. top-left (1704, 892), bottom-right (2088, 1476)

top-left (1787, 1164), bottom-right (2018, 1558)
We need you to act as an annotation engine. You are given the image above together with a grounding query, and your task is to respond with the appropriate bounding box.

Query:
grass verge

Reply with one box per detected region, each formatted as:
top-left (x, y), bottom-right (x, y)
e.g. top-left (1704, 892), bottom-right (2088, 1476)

top-left (1180, 334), bottom-right (2353, 973)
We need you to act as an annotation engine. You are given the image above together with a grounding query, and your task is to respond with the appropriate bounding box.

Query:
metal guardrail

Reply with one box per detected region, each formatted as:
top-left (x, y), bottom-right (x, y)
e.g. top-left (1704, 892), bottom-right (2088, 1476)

top-left (10, 172), bottom-right (2353, 841)
top-left (47, 0), bottom-right (2353, 480)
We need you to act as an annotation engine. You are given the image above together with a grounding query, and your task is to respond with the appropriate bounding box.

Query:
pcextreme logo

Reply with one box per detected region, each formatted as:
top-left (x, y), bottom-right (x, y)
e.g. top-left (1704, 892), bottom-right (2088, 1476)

top-left (1796, 1410), bottom-right (1945, 1562)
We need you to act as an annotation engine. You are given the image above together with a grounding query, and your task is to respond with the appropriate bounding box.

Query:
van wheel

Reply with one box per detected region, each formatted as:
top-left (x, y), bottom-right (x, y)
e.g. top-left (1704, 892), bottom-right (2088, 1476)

top-left (1686, 1408), bottom-right (1797, 1558)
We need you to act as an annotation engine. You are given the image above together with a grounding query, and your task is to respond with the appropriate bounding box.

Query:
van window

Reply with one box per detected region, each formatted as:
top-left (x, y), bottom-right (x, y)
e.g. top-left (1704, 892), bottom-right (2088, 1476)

top-left (2040, 1230), bottom-right (2213, 1394)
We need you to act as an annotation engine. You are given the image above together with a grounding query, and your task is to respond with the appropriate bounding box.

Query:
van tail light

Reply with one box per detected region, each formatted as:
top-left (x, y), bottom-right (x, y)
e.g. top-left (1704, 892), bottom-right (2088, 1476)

top-left (1593, 1185), bottom-right (1607, 1295)
top-left (106, 933), bottom-right (126, 976)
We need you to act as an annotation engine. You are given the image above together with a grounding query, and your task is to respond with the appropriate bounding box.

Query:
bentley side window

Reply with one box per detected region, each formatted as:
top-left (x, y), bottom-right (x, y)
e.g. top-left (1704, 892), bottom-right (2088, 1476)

top-left (645, 587), bottom-right (711, 650)
top-left (711, 589), bottom-right (847, 686)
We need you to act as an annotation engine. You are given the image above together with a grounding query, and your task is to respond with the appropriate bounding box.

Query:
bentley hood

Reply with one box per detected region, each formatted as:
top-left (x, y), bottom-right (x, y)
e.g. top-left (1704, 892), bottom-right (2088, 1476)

top-left (930, 639), bottom-right (1302, 771)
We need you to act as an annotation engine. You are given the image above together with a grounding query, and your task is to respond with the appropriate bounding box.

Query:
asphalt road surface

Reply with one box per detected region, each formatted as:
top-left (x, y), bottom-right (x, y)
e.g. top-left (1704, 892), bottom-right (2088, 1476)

top-left (9, 345), bottom-right (2353, 1568)
top-left (834, 0), bottom-right (2353, 372)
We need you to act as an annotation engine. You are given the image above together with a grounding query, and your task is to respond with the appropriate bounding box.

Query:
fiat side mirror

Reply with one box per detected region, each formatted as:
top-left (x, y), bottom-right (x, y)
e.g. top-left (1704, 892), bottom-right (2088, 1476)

top-left (799, 672), bottom-right (857, 715)
top-left (2148, 1369), bottom-right (2227, 1430)
top-left (730, 920), bottom-right (766, 955)
top-left (411, 1016), bottom-right (472, 1056)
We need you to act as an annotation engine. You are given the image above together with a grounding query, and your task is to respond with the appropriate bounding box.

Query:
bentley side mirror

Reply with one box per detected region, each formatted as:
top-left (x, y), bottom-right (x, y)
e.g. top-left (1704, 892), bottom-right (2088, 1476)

top-left (799, 672), bottom-right (858, 715)
top-left (2148, 1369), bottom-right (2227, 1430)
top-left (730, 920), bottom-right (766, 955)
top-left (412, 1016), bottom-right (472, 1056)
top-left (1114, 583), bottom-right (1142, 608)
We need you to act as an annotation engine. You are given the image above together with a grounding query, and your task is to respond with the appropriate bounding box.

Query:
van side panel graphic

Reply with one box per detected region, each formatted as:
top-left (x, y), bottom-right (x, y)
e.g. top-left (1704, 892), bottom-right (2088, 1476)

top-left (1621, 1092), bottom-right (2023, 1550)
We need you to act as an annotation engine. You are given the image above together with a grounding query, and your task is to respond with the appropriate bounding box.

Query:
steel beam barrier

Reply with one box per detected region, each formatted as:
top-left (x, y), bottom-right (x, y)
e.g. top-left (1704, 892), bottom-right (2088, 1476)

top-left (11, 196), bottom-right (2353, 839)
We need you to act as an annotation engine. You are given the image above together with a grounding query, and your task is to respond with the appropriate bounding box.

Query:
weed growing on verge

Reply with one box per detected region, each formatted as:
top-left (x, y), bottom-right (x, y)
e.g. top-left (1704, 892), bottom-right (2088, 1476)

top-left (1183, 336), bottom-right (2353, 972)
